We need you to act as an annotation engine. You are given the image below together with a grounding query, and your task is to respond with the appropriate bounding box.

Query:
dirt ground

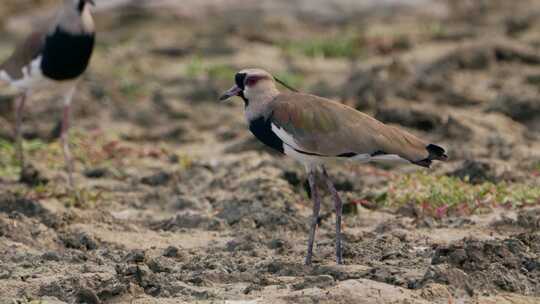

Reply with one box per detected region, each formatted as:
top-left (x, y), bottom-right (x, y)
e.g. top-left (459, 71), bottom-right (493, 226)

top-left (1, 0), bottom-right (540, 303)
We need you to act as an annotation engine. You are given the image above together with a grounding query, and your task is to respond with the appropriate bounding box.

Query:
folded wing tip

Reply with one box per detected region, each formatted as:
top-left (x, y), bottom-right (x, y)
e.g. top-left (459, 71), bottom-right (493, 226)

top-left (427, 144), bottom-right (448, 161)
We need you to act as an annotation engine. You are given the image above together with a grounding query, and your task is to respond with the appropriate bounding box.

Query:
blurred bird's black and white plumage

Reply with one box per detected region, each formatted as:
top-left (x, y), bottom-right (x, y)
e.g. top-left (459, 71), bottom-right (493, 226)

top-left (0, 0), bottom-right (96, 191)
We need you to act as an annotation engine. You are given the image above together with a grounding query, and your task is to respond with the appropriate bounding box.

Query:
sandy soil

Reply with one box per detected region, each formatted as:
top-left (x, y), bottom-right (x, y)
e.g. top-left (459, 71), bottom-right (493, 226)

top-left (1, 0), bottom-right (540, 303)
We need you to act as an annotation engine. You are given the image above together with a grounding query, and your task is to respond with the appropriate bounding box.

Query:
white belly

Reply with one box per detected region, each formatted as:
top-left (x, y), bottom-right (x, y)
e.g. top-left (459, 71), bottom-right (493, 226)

top-left (10, 57), bottom-right (50, 91)
top-left (2, 56), bottom-right (76, 93)
top-left (282, 144), bottom-right (326, 168)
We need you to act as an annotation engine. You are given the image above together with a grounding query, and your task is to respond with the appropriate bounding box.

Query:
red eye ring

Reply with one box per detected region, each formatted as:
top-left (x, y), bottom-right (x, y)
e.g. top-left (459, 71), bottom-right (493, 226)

top-left (245, 75), bottom-right (265, 87)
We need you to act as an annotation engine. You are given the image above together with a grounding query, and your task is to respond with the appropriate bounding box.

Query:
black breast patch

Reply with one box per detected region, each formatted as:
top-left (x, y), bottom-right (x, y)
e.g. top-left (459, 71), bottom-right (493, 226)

top-left (41, 28), bottom-right (95, 81)
top-left (248, 115), bottom-right (284, 154)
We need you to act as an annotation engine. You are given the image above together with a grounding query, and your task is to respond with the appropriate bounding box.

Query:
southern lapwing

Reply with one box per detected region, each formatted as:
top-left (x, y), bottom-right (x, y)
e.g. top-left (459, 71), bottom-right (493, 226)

top-left (220, 68), bottom-right (448, 265)
top-left (0, 0), bottom-right (96, 189)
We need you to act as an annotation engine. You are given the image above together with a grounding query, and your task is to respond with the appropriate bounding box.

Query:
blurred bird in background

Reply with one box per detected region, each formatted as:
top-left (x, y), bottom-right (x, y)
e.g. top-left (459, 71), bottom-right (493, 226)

top-left (0, 0), bottom-right (96, 194)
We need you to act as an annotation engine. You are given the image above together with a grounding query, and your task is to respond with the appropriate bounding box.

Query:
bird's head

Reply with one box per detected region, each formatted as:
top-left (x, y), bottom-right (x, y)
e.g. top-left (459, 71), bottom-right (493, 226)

top-left (220, 68), bottom-right (279, 104)
top-left (65, 0), bottom-right (95, 14)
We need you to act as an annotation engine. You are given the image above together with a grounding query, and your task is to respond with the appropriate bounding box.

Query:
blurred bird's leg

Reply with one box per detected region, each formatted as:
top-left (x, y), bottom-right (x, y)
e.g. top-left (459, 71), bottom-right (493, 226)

top-left (305, 169), bottom-right (321, 265)
top-left (14, 92), bottom-right (27, 172)
top-left (61, 87), bottom-right (76, 191)
top-left (322, 167), bottom-right (344, 265)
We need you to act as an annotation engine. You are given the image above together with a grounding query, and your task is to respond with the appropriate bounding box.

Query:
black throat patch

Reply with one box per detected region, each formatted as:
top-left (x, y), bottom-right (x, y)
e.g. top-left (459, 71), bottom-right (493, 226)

top-left (41, 27), bottom-right (95, 81)
top-left (78, 1), bottom-right (86, 13)
top-left (248, 114), bottom-right (284, 154)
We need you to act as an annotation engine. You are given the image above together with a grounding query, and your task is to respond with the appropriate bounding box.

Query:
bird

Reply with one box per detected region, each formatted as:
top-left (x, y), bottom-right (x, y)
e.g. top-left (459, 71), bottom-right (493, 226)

top-left (0, 0), bottom-right (96, 191)
top-left (220, 68), bottom-right (448, 265)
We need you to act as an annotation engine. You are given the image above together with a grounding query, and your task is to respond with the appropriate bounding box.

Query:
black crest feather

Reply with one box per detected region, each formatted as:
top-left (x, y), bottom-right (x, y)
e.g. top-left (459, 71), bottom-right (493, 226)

top-left (273, 76), bottom-right (299, 93)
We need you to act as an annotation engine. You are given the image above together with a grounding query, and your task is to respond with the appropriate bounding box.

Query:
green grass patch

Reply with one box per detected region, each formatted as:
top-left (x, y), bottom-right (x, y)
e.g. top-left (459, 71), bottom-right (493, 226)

top-left (185, 57), bottom-right (301, 88)
top-left (0, 139), bottom-right (18, 178)
top-left (274, 71), bottom-right (305, 90)
top-left (107, 61), bottom-right (151, 100)
top-left (425, 22), bottom-right (449, 40)
top-left (281, 34), bottom-right (365, 59)
top-left (185, 56), bottom-right (205, 79)
top-left (0, 138), bottom-right (50, 177)
top-left (0, 131), bottom-right (129, 178)
top-left (382, 172), bottom-right (540, 217)
top-left (207, 64), bottom-right (236, 82)
top-left (185, 56), bottom-right (235, 82)
top-left (119, 79), bottom-right (142, 98)
top-left (533, 161), bottom-right (540, 173)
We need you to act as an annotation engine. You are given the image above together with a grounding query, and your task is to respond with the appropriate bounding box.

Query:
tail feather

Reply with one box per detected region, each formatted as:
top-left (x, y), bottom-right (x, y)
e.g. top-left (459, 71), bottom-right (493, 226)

top-left (413, 144), bottom-right (448, 168)
top-left (427, 144), bottom-right (448, 161)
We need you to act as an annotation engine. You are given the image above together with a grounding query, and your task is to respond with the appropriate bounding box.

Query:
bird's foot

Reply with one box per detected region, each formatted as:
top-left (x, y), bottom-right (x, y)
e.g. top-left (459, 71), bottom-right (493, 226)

top-left (336, 235), bottom-right (344, 265)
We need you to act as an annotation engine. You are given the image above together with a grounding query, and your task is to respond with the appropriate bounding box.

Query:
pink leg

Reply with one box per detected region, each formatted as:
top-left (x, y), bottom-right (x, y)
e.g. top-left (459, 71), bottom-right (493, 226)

top-left (14, 93), bottom-right (27, 171)
top-left (305, 170), bottom-right (321, 265)
top-left (61, 88), bottom-right (76, 189)
top-left (322, 167), bottom-right (344, 264)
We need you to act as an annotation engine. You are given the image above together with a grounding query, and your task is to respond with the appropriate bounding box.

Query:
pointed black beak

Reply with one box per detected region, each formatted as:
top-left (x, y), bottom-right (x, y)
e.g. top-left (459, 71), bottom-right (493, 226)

top-left (219, 85), bottom-right (243, 101)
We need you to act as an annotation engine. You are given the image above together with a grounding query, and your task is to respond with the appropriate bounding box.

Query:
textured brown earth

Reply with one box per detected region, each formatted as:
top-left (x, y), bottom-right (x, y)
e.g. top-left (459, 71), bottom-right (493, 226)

top-left (1, 0), bottom-right (540, 303)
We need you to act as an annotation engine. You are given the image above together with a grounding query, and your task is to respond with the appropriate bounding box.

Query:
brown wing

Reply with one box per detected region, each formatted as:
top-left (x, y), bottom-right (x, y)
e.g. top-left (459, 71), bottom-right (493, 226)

top-left (269, 93), bottom-right (434, 163)
top-left (0, 31), bottom-right (46, 80)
